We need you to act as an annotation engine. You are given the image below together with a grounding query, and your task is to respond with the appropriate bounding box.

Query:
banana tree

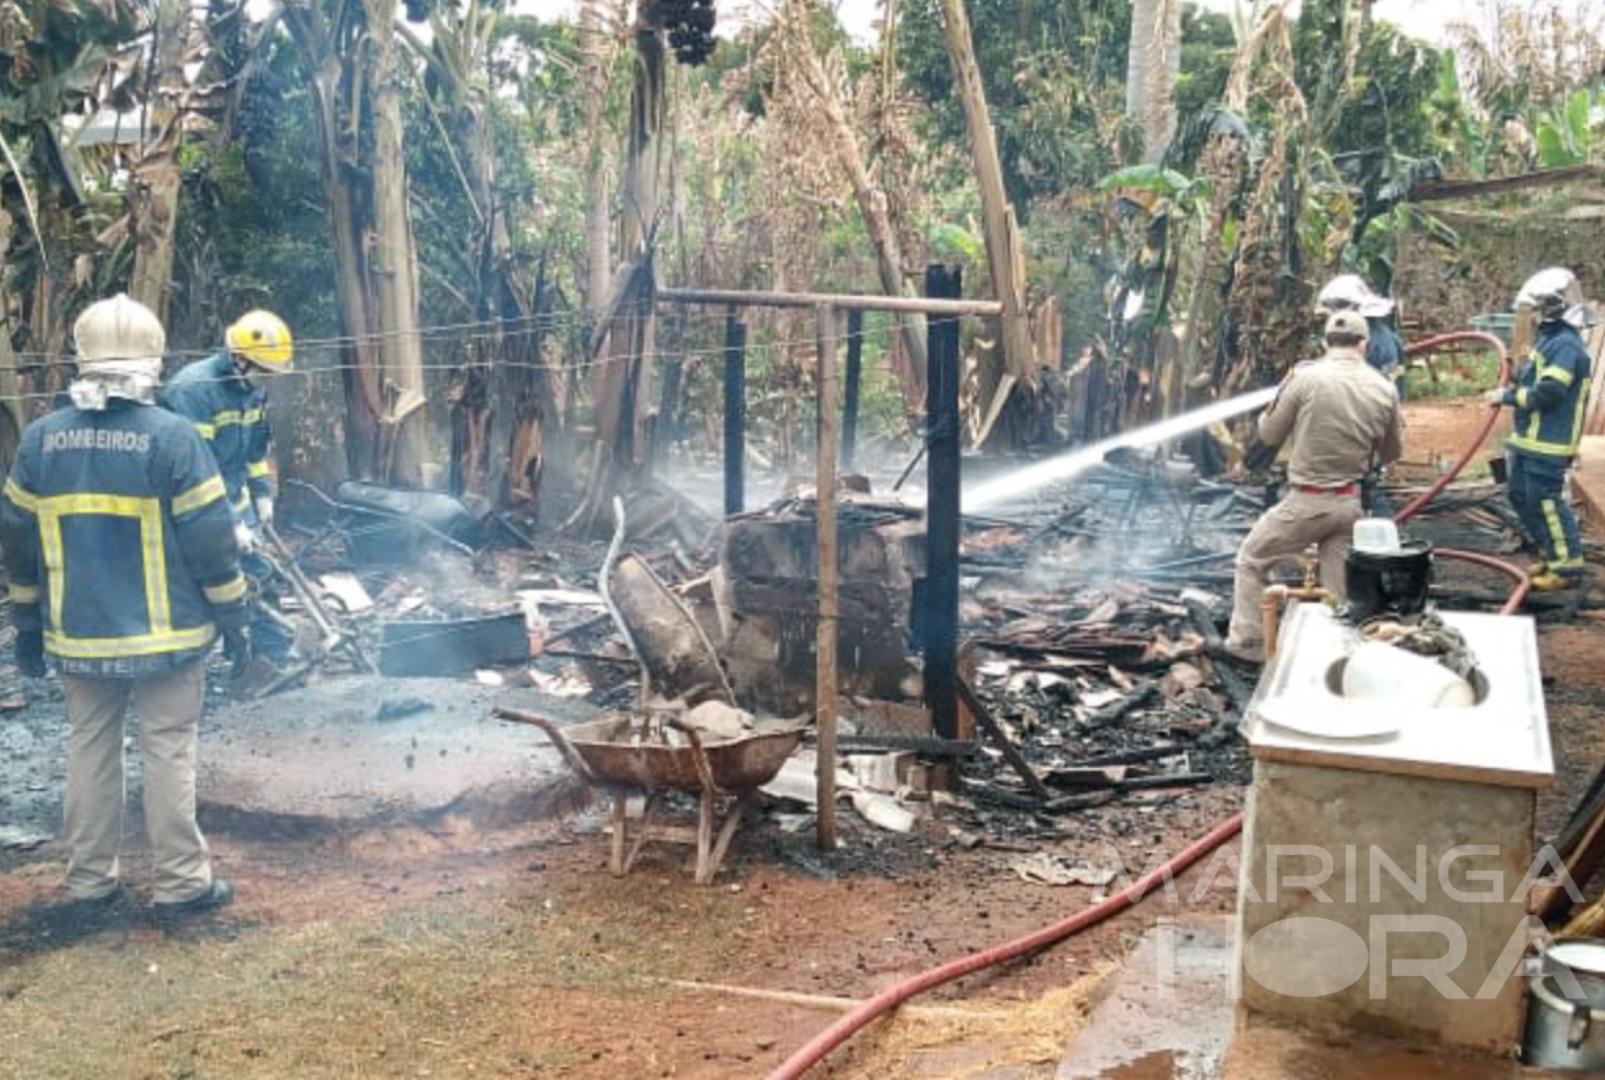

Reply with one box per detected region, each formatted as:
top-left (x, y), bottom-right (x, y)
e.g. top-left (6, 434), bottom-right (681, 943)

top-left (0, 0), bottom-right (141, 454)
top-left (398, 0), bottom-right (560, 502)
top-left (1535, 88), bottom-right (1597, 168)
top-left (283, 0), bottom-right (426, 484)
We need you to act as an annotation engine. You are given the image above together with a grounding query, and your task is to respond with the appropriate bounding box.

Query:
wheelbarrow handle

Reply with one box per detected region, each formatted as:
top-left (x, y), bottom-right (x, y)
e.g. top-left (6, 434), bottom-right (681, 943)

top-left (494, 707), bottom-right (599, 785)
top-left (666, 716), bottom-right (723, 796)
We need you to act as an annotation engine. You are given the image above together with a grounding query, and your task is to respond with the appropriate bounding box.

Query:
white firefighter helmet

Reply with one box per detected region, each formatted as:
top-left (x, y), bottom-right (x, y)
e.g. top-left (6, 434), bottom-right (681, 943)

top-left (69, 294), bottom-right (167, 409)
top-left (1514, 267), bottom-right (1593, 328)
top-left (1316, 274), bottom-right (1394, 319)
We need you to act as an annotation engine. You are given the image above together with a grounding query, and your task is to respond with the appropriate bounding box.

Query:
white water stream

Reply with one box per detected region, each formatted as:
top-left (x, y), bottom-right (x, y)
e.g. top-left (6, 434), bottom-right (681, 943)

top-left (962, 386), bottom-right (1279, 513)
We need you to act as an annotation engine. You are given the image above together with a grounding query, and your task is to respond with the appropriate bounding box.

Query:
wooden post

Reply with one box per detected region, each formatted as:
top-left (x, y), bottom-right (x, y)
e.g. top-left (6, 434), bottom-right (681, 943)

top-left (723, 311), bottom-right (746, 516)
top-left (924, 266), bottom-right (962, 741)
top-left (842, 308), bottom-right (864, 469)
top-left (815, 303), bottom-right (839, 852)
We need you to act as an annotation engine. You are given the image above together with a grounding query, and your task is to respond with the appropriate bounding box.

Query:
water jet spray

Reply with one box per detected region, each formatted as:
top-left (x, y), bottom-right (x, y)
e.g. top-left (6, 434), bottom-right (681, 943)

top-left (962, 386), bottom-right (1279, 513)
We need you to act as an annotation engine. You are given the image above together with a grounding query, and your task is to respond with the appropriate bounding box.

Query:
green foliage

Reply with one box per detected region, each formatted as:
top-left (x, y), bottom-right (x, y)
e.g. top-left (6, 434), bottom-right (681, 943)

top-left (1402, 347), bottom-right (1503, 401)
top-left (1535, 88), bottom-right (1597, 167)
top-left (1099, 163), bottom-right (1210, 205)
top-left (1175, 6), bottom-right (1235, 121)
top-left (927, 221), bottom-right (982, 264)
top-left (172, 56), bottom-right (340, 347)
top-left (0, 0), bottom-right (139, 126)
top-left (896, 0), bottom-right (1137, 208)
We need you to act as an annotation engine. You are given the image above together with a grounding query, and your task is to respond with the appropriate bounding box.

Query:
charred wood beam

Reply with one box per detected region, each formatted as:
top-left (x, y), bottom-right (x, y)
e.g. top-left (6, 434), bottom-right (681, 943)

top-left (1078, 743), bottom-right (1186, 768)
top-left (723, 312), bottom-right (746, 516)
top-left (838, 733), bottom-right (979, 757)
top-left (957, 677), bottom-right (1050, 799)
top-left (924, 265), bottom-right (963, 740)
top-left (842, 308), bottom-right (864, 470)
top-left (1079, 681), bottom-right (1159, 730)
top-left (966, 784), bottom-right (1116, 814)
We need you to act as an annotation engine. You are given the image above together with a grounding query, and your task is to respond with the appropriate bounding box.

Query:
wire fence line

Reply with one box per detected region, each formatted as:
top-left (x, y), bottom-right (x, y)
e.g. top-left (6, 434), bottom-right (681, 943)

top-left (0, 316), bottom-right (918, 406)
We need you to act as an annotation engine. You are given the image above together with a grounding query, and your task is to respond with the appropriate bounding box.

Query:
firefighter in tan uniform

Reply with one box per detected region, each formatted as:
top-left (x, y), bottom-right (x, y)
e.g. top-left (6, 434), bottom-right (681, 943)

top-left (1225, 310), bottom-right (1404, 663)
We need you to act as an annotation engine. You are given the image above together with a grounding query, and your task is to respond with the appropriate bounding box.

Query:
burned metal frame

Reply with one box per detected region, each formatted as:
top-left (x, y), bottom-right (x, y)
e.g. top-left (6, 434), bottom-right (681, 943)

top-left (656, 272), bottom-right (975, 850)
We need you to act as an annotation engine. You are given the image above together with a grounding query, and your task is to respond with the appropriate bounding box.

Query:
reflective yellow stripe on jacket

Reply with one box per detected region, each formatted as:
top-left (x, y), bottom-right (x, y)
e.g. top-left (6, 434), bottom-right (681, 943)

top-left (192, 407), bottom-right (263, 441)
top-left (3, 475), bottom-right (37, 512)
top-left (204, 573), bottom-right (248, 605)
top-left (45, 624), bottom-right (217, 659)
top-left (34, 492), bottom-right (171, 640)
top-left (172, 475), bottom-right (226, 516)
top-left (1510, 347), bottom-right (1592, 457)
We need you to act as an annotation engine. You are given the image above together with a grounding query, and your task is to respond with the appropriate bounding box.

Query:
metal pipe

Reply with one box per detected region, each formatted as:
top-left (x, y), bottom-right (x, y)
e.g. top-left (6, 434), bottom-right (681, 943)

top-left (660, 285), bottom-right (1002, 317)
top-left (1261, 584), bottom-right (1290, 662)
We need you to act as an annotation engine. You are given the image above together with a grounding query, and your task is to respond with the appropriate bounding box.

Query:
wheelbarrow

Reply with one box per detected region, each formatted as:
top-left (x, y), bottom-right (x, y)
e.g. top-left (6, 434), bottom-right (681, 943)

top-left (494, 707), bottom-right (806, 884)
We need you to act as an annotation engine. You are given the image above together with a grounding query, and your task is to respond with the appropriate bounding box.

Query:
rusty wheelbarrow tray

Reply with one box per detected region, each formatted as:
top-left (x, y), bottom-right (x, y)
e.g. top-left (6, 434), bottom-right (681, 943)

top-left (495, 707), bottom-right (807, 883)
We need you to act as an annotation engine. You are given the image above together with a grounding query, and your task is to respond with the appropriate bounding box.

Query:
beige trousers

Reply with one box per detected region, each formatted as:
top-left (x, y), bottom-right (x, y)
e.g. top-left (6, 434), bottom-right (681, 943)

top-left (60, 660), bottom-right (212, 904)
top-left (1226, 490), bottom-right (1363, 651)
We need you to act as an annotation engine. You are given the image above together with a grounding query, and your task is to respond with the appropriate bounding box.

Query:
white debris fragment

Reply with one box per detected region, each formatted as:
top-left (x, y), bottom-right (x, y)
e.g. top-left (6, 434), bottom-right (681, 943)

top-left (530, 669), bottom-right (592, 698)
top-left (319, 572), bottom-right (374, 613)
top-left (683, 700), bottom-right (755, 742)
top-left (1010, 852), bottom-right (1118, 888)
top-left (850, 791), bottom-right (916, 833)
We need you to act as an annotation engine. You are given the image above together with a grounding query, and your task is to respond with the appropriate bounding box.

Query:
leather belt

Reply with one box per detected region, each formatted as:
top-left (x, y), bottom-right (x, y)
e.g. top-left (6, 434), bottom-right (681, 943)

top-left (1293, 482), bottom-right (1358, 496)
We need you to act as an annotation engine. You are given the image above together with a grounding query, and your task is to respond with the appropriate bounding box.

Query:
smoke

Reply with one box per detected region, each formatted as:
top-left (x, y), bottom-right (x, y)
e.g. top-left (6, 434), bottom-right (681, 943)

top-left (962, 387), bottom-right (1279, 513)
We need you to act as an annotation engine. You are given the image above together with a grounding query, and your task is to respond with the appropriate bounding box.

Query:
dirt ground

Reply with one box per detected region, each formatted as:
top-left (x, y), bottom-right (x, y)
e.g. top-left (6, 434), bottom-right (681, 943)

top-left (1, 398), bottom-right (1602, 1079)
top-left (0, 781), bottom-right (1246, 1079)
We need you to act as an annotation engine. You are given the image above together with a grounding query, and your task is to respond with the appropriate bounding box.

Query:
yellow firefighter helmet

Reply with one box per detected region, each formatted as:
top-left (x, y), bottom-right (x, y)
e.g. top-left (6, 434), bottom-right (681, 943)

top-left (225, 310), bottom-right (295, 373)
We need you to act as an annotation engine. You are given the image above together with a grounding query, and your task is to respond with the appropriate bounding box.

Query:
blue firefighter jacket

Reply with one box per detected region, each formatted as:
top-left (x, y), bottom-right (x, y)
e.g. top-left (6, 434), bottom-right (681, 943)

top-left (160, 352), bottom-right (274, 522)
top-left (1503, 321), bottom-right (1594, 460)
top-left (0, 399), bottom-right (249, 676)
top-left (1366, 319), bottom-right (1404, 377)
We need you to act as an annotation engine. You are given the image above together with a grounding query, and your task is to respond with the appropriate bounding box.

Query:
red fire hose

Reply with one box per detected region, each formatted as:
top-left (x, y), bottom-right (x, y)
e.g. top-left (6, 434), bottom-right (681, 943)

top-left (768, 330), bottom-right (1529, 1079)
top-left (1393, 331), bottom-right (1512, 524)
top-left (766, 814), bottom-right (1245, 1080)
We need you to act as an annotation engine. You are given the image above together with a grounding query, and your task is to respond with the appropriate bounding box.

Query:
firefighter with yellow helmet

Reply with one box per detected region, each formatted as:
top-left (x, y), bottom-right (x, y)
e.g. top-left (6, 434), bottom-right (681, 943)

top-left (161, 310), bottom-right (295, 669)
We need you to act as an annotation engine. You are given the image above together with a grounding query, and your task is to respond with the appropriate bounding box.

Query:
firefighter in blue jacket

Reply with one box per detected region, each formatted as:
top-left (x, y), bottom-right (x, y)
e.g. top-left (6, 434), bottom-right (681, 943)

top-left (161, 310), bottom-right (294, 667)
top-left (1485, 267), bottom-right (1595, 591)
top-left (1317, 274), bottom-right (1406, 384)
top-left (0, 295), bottom-right (244, 913)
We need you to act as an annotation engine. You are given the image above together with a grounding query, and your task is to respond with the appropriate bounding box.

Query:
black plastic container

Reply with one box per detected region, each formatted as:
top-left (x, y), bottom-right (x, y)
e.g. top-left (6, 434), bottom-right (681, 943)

top-left (1345, 540), bottom-right (1434, 622)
